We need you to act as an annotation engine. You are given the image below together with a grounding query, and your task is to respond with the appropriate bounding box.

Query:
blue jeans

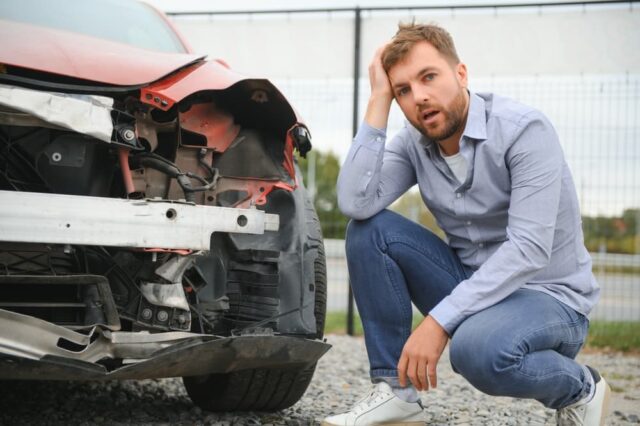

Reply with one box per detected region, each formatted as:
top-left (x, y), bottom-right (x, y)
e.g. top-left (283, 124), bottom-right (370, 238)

top-left (346, 210), bottom-right (590, 409)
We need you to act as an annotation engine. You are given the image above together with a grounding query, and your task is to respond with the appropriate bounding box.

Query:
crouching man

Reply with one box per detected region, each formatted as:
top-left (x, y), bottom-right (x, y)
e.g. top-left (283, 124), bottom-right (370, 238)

top-left (323, 23), bottom-right (608, 426)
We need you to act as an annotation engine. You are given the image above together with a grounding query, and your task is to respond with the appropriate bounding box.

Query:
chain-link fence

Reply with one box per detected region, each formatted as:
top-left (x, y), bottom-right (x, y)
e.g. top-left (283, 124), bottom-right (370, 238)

top-left (169, 2), bottom-right (640, 330)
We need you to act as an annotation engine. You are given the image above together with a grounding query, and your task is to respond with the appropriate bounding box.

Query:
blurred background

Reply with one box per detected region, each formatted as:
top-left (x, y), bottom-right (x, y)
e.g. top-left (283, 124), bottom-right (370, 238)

top-left (150, 0), bottom-right (639, 347)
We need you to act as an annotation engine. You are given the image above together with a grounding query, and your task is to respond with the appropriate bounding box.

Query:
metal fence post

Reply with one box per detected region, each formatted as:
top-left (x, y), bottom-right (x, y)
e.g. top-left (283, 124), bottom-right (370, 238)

top-left (347, 6), bottom-right (362, 337)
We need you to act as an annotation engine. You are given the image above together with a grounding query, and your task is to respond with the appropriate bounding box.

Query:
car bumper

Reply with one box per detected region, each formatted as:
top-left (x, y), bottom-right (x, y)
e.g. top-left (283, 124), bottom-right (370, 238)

top-left (0, 308), bottom-right (330, 380)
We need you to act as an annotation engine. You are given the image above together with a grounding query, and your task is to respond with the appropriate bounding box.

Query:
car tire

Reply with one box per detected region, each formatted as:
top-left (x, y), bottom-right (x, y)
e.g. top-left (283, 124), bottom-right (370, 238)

top-left (183, 213), bottom-right (327, 412)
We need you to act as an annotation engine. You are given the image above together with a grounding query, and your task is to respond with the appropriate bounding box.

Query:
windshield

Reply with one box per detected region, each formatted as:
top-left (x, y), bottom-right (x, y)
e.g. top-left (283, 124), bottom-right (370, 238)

top-left (0, 0), bottom-right (186, 54)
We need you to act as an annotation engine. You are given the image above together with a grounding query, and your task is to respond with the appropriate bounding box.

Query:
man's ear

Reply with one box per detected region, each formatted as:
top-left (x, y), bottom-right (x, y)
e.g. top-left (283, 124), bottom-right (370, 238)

top-left (456, 63), bottom-right (468, 89)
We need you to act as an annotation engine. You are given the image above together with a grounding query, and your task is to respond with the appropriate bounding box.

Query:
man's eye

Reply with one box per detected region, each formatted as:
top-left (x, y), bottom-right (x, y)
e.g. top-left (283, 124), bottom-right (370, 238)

top-left (397, 87), bottom-right (409, 96)
top-left (424, 73), bottom-right (436, 81)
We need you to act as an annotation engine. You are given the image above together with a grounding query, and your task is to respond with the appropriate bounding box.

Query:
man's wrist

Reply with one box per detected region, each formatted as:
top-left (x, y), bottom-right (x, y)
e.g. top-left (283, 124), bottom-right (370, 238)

top-left (364, 94), bottom-right (393, 129)
top-left (424, 315), bottom-right (447, 335)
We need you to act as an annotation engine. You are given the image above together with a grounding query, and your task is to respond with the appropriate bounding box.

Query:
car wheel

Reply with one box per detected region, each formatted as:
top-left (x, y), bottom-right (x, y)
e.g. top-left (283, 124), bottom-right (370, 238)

top-left (183, 212), bottom-right (327, 412)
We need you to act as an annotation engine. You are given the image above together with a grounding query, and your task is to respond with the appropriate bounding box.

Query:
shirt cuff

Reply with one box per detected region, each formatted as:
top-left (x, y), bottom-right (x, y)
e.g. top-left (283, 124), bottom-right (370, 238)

top-left (429, 296), bottom-right (467, 335)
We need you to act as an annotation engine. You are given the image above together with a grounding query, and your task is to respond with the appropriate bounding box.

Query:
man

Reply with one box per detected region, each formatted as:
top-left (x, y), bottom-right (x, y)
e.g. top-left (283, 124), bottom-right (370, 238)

top-left (323, 23), bottom-right (608, 426)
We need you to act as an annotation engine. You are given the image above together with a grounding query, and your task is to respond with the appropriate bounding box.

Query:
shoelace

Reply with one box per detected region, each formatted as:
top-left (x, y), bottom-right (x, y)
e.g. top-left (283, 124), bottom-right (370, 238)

top-left (556, 404), bottom-right (587, 426)
top-left (350, 385), bottom-right (390, 416)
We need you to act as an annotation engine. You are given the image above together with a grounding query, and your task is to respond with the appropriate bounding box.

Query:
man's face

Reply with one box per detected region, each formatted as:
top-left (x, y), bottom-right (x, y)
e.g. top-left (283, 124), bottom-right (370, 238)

top-left (387, 41), bottom-right (469, 143)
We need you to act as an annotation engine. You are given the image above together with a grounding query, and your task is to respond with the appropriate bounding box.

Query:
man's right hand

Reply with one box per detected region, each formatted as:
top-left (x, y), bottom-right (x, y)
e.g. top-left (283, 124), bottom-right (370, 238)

top-left (364, 44), bottom-right (394, 130)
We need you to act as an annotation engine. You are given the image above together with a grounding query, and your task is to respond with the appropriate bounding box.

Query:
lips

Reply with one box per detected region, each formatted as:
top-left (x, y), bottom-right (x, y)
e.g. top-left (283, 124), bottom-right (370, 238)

top-left (421, 109), bottom-right (440, 124)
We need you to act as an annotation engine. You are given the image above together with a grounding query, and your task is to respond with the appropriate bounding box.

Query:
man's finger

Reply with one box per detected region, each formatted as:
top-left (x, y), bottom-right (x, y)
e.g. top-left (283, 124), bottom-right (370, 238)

top-left (427, 363), bottom-right (438, 389)
top-left (407, 358), bottom-right (419, 390)
top-left (416, 360), bottom-right (428, 391)
top-left (397, 354), bottom-right (408, 388)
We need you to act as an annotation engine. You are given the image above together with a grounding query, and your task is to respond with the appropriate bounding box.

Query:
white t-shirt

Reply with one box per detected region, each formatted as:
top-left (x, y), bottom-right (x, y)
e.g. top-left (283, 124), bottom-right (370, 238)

top-left (441, 150), bottom-right (468, 184)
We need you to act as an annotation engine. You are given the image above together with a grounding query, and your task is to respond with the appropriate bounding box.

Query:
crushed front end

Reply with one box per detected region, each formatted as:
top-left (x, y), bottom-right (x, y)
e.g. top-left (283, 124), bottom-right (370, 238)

top-left (0, 58), bottom-right (328, 390)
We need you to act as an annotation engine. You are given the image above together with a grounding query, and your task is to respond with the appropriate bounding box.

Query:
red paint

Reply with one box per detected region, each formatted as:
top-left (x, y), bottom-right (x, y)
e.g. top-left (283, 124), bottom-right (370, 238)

top-left (179, 103), bottom-right (240, 152)
top-left (217, 178), bottom-right (295, 209)
top-left (282, 127), bottom-right (298, 181)
top-left (118, 148), bottom-right (135, 195)
top-left (142, 248), bottom-right (193, 256)
top-left (0, 19), bottom-right (202, 86)
top-left (139, 60), bottom-right (248, 111)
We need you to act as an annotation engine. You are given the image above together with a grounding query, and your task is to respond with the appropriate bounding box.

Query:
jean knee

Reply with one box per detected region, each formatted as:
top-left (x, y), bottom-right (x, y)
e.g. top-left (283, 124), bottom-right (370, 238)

top-left (345, 210), bottom-right (395, 255)
top-left (450, 323), bottom-right (519, 395)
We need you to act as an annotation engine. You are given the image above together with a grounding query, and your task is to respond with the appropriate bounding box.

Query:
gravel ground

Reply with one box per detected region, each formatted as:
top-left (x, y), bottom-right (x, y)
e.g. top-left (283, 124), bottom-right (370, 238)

top-left (0, 334), bottom-right (638, 425)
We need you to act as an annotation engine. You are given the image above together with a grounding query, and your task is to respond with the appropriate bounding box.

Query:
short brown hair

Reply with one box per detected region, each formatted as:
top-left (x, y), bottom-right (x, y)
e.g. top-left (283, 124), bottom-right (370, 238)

top-left (382, 23), bottom-right (460, 73)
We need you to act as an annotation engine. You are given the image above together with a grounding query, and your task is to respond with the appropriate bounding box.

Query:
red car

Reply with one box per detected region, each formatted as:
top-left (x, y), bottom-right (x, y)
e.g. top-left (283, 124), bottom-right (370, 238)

top-left (0, 0), bottom-right (329, 412)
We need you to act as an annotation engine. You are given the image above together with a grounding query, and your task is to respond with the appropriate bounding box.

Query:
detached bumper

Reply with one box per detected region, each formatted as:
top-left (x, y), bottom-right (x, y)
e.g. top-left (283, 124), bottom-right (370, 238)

top-left (0, 309), bottom-right (330, 381)
top-left (0, 190), bottom-right (279, 251)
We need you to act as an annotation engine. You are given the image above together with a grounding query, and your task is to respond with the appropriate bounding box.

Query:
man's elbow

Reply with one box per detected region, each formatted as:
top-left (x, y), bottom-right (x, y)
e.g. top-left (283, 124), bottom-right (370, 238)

top-left (337, 195), bottom-right (374, 220)
top-left (521, 240), bottom-right (553, 270)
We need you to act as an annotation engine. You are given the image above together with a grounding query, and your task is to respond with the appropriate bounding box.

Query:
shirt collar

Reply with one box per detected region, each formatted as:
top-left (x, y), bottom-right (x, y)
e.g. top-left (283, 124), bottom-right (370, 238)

top-left (463, 92), bottom-right (488, 141)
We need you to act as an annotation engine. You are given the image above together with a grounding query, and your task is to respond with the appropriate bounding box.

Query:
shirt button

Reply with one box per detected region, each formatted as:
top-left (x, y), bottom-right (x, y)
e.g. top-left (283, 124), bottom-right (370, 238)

top-left (478, 243), bottom-right (484, 248)
top-left (366, 171), bottom-right (372, 176)
top-left (456, 193), bottom-right (462, 198)
top-left (466, 221), bottom-right (471, 226)
top-left (375, 137), bottom-right (382, 142)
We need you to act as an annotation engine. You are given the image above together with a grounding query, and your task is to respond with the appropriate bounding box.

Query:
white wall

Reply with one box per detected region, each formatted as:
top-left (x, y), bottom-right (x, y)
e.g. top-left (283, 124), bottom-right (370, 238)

top-left (172, 6), bottom-right (640, 79)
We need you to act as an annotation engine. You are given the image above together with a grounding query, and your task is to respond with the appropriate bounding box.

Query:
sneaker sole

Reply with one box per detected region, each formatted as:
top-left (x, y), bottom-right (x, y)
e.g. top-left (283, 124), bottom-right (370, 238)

top-left (600, 381), bottom-right (612, 426)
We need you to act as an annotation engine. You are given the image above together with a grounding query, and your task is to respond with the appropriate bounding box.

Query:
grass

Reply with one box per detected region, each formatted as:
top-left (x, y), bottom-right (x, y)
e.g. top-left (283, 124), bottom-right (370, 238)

top-left (594, 265), bottom-right (640, 275)
top-left (325, 312), bottom-right (640, 353)
top-left (585, 321), bottom-right (640, 353)
top-left (325, 312), bottom-right (425, 336)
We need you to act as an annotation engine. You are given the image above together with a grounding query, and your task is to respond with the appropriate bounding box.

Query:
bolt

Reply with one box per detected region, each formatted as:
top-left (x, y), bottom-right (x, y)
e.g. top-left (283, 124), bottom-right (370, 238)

top-left (122, 129), bottom-right (135, 141)
top-left (177, 314), bottom-right (186, 324)
top-left (157, 310), bottom-right (169, 322)
top-left (141, 308), bottom-right (152, 320)
top-left (160, 100), bottom-right (168, 107)
top-left (52, 152), bottom-right (62, 162)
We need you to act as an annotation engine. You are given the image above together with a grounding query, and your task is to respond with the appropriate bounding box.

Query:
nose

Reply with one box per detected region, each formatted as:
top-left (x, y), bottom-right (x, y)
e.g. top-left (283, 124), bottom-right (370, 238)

top-left (412, 84), bottom-right (430, 104)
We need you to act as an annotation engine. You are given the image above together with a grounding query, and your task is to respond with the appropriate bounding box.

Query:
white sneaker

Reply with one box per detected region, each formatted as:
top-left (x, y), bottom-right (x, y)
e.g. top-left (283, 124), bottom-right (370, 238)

top-left (322, 382), bottom-right (425, 426)
top-left (556, 367), bottom-right (611, 426)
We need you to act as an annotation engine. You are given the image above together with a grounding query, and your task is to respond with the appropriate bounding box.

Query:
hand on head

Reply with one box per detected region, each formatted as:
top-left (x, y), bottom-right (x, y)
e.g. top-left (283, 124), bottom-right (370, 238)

top-left (364, 43), bottom-right (394, 129)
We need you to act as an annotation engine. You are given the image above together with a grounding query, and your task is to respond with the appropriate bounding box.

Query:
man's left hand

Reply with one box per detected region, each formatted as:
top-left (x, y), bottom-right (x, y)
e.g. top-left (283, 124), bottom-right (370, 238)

top-left (397, 315), bottom-right (449, 391)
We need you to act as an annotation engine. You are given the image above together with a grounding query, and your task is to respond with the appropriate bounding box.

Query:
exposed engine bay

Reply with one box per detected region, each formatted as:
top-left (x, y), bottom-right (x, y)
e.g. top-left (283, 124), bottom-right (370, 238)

top-left (0, 66), bottom-right (325, 380)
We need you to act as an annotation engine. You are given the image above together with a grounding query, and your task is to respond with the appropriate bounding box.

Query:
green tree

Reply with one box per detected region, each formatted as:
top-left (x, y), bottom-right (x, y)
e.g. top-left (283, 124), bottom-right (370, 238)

top-left (582, 208), bottom-right (639, 254)
top-left (297, 151), bottom-right (349, 239)
top-left (297, 152), bottom-right (449, 240)
top-left (389, 190), bottom-right (446, 240)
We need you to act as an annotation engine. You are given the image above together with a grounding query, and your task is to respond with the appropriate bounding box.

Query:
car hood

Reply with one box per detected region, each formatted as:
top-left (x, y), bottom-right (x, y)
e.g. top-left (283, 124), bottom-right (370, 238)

top-left (0, 19), bottom-right (204, 86)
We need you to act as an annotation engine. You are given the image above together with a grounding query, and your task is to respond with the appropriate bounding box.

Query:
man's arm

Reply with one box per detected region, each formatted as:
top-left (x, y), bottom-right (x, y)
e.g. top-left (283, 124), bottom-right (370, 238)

top-left (337, 46), bottom-right (416, 219)
top-left (398, 110), bottom-right (565, 391)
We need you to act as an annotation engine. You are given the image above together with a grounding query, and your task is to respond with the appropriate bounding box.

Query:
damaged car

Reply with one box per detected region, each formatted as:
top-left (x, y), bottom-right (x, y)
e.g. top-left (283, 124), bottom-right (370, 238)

top-left (0, 0), bottom-right (329, 412)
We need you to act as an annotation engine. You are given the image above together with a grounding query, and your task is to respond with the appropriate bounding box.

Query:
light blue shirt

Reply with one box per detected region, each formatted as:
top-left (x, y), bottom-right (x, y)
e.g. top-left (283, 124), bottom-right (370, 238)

top-left (337, 92), bottom-right (600, 333)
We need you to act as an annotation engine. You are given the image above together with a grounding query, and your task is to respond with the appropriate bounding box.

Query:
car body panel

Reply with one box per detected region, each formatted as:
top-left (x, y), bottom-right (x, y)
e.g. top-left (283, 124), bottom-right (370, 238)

top-left (0, 19), bottom-right (203, 86)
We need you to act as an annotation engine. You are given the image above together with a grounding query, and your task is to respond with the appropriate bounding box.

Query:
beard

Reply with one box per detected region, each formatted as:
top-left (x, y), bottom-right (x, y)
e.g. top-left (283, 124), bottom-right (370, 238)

top-left (412, 88), bottom-right (467, 142)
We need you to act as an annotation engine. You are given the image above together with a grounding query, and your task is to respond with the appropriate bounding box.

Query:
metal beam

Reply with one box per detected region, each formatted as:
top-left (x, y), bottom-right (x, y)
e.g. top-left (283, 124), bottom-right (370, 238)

top-left (0, 190), bottom-right (279, 251)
